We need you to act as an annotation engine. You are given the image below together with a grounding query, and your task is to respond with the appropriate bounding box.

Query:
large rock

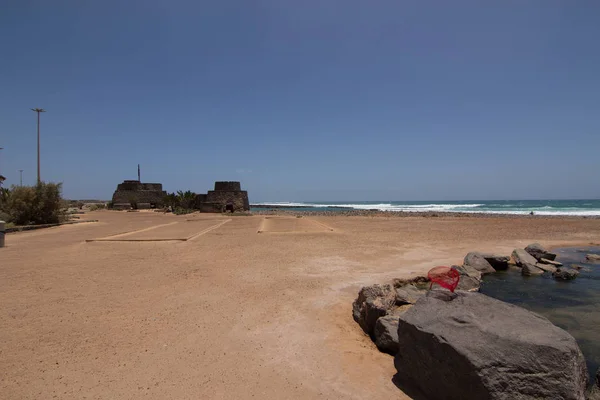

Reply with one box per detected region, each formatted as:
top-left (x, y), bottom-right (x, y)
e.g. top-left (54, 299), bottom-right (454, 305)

top-left (352, 284), bottom-right (395, 336)
top-left (374, 314), bottom-right (400, 355)
top-left (512, 248), bottom-right (545, 276)
top-left (394, 291), bottom-right (588, 400)
top-left (464, 252), bottom-right (496, 274)
top-left (553, 268), bottom-right (579, 281)
top-left (481, 254), bottom-right (510, 270)
top-left (525, 243), bottom-right (557, 261)
top-left (453, 264), bottom-right (482, 292)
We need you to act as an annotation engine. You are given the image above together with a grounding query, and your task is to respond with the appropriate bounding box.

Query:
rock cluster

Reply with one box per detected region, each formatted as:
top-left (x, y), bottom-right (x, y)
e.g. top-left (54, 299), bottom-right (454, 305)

top-left (352, 243), bottom-right (595, 398)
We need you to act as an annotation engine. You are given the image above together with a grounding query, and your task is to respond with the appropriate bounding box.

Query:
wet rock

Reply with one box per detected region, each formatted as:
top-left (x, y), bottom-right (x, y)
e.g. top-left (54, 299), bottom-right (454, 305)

top-left (535, 262), bottom-right (557, 273)
top-left (374, 315), bottom-right (400, 355)
top-left (394, 291), bottom-right (588, 400)
top-left (481, 254), bottom-right (510, 270)
top-left (570, 264), bottom-right (589, 271)
top-left (453, 264), bottom-right (482, 292)
top-left (512, 248), bottom-right (545, 276)
top-left (553, 268), bottom-right (579, 281)
top-left (395, 284), bottom-right (426, 305)
top-left (588, 368), bottom-right (600, 400)
top-left (352, 284), bottom-right (395, 335)
top-left (522, 263), bottom-right (545, 276)
top-left (464, 252), bottom-right (496, 274)
top-left (540, 258), bottom-right (562, 266)
top-left (586, 254), bottom-right (600, 263)
top-left (525, 243), bottom-right (557, 261)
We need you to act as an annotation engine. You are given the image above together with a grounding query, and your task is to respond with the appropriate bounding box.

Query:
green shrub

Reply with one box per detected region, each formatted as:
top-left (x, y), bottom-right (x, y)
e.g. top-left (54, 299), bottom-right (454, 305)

top-left (89, 203), bottom-right (106, 211)
top-left (1, 182), bottom-right (65, 225)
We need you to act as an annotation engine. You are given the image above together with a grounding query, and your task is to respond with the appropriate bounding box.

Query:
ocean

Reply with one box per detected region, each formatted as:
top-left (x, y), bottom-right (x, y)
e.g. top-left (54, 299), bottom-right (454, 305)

top-left (252, 199), bottom-right (600, 216)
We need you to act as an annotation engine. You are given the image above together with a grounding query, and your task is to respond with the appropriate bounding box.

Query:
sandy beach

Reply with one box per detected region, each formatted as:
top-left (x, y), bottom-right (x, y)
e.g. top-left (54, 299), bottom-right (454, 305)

top-left (1, 211), bottom-right (600, 399)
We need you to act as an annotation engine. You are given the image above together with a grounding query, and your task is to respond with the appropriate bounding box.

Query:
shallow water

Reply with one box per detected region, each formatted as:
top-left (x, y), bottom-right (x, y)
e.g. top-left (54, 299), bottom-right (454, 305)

top-left (480, 247), bottom-right (600, 383)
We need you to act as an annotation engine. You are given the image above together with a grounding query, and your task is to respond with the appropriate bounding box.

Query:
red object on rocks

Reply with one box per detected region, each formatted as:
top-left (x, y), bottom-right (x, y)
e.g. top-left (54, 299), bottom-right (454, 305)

top-left (428, 266), bottom-right (460, 292)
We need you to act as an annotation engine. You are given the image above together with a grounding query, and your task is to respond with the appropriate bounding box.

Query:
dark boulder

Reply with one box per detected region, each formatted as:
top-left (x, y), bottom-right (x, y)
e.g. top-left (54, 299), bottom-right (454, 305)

top-left (481, 254), bottom-right (510, 270)
top-left (374, 315), bottom-right (400, 355)
top-left (464, 252), bottom-right (496, 274)
top-left (352, 284), bottom-right (395, 336)
top-left (394, 291), bottom-right (588, 400)
top-left (525, 243), bottom-right (557, 261)
top-left (553, 268), bottom-right (579, 281)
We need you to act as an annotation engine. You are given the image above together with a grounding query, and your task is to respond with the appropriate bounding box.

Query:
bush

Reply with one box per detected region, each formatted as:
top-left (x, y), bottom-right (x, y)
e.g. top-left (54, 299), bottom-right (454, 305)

top-left (1, 182), bottom-right (65, 225)
top-left (89, 203), bottom-right (106, 211)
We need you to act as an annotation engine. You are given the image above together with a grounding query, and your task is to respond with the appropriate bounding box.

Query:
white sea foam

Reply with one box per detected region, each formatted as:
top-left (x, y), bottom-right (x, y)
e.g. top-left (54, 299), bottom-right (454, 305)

top-left (252, 202), bottom-right (600, 216)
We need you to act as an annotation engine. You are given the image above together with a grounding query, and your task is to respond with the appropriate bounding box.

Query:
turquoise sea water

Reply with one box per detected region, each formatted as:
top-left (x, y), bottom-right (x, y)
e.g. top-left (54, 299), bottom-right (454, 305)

top-left (252, 199), bottom-right (600, 216)
top-left (480, 247), bottom-right (600, 384)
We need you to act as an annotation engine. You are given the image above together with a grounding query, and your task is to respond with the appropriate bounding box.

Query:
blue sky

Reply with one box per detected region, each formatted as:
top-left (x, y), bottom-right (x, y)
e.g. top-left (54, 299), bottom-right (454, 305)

top-left (1, 1), bottom-right (599, 201)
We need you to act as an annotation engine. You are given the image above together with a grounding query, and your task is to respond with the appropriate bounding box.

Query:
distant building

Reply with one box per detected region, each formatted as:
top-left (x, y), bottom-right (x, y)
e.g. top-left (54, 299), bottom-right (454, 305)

top-left (110, 180), bottom-right (249, 212)
top-left (111, 180), bottom-right (166, 210)
top-left (195, 181), bottom-right (250, 212)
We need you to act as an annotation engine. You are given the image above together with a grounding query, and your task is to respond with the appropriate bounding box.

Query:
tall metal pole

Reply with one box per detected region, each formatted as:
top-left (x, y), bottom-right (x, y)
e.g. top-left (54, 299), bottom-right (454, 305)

top-left (31, 108), bottom-right (46, 184)
top-left (19, 170), bottom-right (23, 186)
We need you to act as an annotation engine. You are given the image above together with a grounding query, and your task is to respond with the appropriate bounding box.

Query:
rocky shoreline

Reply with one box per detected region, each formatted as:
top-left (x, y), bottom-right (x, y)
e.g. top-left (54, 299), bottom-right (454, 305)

top-left (251, 208), bottom-right (600, 219)
top-left (353, 243), bottom-right (600, 399)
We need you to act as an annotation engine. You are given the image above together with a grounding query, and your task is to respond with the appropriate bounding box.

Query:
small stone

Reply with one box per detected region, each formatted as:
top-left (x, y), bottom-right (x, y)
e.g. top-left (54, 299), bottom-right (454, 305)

top-left (553, 268), bottom-right (579, 281)
top-left (535, 263), bottom-right (557, 273)
top-left (540, 258), bottom-right (562, 266)
top-left (522, 263), bottom-right (545, 276)
top-left (586, 254), bottom-right (600, 262)
top-left (394, 284), bottom-right (426, 305)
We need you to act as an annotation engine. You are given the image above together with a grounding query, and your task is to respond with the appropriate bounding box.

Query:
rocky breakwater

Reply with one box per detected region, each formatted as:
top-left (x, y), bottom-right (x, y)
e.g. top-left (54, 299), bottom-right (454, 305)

top-left (353, 243), bottom-right (591, 398)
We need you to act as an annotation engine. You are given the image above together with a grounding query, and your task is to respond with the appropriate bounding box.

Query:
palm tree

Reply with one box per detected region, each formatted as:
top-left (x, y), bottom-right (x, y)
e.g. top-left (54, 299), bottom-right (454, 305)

top-left (176, 190), bottom-right (197, 209)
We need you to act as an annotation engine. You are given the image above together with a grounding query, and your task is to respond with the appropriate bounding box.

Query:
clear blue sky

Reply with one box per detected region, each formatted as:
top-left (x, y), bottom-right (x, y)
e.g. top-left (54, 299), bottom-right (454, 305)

top-left (1, 1), bottom-right (599, 201)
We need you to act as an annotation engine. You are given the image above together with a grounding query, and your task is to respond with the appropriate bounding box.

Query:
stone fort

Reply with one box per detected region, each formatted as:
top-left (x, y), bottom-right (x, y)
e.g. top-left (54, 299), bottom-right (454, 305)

top-left (111, 180), bottom-right (167, 210)
top-left (111, 180), bottom-right (249, 212)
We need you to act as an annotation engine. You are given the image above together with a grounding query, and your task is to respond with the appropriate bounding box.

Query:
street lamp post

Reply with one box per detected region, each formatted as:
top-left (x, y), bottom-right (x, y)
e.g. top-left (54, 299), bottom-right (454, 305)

top-left (19, 170), bottom-right (23, 186)
top-left (31, 108), bottom-right (46, 184)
